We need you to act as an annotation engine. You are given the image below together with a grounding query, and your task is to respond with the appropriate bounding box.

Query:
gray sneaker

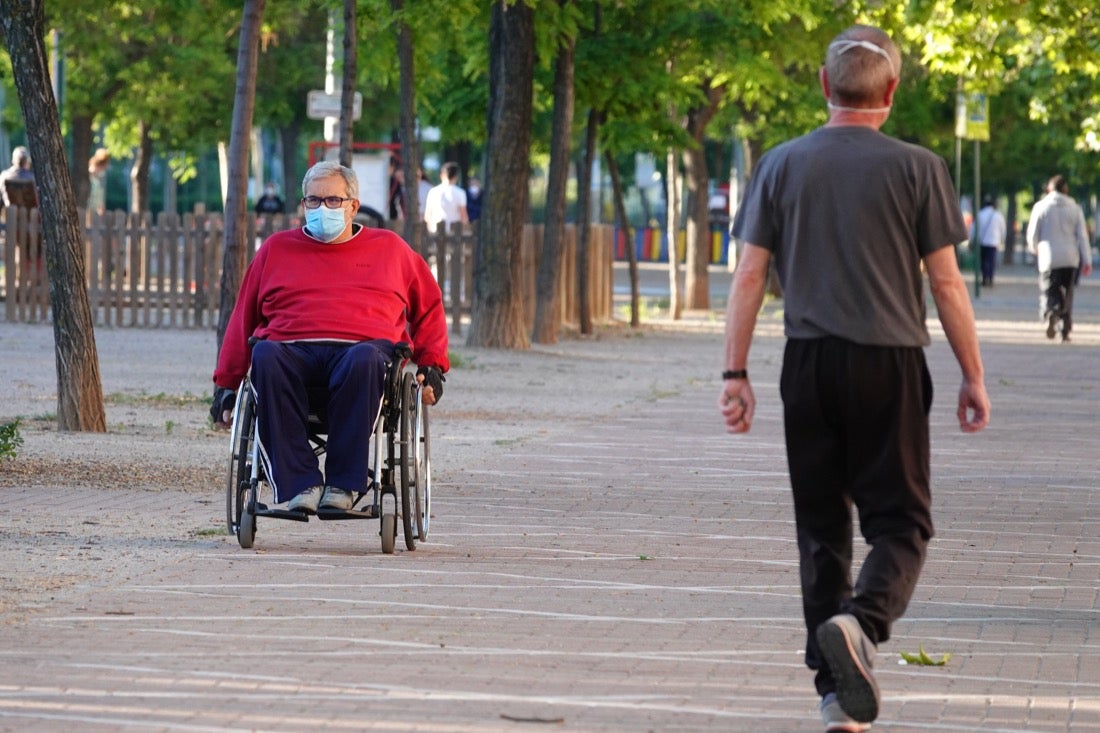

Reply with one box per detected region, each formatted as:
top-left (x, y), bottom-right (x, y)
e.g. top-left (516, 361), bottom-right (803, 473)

top-left (821, 692), bottom-right (871, 732)
top-left (816, 614), bottom-right (880, 723)
top-left (319, 486), bottom-right (355, 511)
top-left (287, 485), bottom-right (323, 514)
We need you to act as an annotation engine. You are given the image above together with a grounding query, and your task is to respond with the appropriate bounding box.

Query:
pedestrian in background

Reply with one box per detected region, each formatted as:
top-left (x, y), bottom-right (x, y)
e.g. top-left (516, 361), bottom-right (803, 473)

top-left (423, 161), bottom-right (468, 234)
top-left (465, 175), bottom-right (482, 222)
top-left (0, 146), bottom-right (37, 209)
top-left (254, 182), bottom-right (286, 217)
top-left (970, 193), bottom-right (1006, 287)
top-left (417, 166), bottom-right (432, 218)
top-left (1026, 174), bottom-right (1093, 343)
top-left (87, 148), bottom-right (110, 215)
top-left (388, 156), bottom-right (405, 220)
top-left (719, 25), bottom-right (990, 732)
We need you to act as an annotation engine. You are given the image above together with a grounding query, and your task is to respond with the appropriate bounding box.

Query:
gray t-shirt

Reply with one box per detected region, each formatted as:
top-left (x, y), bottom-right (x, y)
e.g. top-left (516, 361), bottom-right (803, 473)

top-left (732, 126), bottom-right (966, 347)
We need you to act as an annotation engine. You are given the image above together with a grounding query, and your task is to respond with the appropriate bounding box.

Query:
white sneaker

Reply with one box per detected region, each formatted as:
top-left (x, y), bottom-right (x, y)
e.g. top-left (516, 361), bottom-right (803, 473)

top-left (821, 692), bottom-right (871, 732)
top-left (319, 486), bottom-right (355, 511)
top-left (287, 486), bottom-right (323, 514)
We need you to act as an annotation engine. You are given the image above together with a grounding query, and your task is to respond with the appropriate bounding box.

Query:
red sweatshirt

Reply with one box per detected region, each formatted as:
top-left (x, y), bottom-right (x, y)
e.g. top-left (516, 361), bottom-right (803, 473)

top-left (213, 225), bottom-right (449, 388)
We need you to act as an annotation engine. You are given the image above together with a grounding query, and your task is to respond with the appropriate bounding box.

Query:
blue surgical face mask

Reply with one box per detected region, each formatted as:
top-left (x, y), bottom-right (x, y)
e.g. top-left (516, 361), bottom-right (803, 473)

top-left (305, 206), bottom-right (348, 243)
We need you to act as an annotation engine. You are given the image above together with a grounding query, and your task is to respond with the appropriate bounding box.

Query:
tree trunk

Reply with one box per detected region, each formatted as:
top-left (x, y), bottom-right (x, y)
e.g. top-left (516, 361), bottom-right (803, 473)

top-left (216, 0), bottom-right (266, 352)
top-left (130, 120), bottom-right (152, 214)
top-left (681, 86), bottom-right (723, 309)
top-left (606, 151), bottom-right (639, 328)
top-left (682, 142), bottom-right (710, 309)
top-left (392, 0), bottom-right (422, 252)
top-left (69, 113), bottom-right (94, 211)
top-left (576, 109), bottom-right (600, 335)
top-left (532, 3), bottom-right (575, 344)
top-left (467, 0), bottom-right (534, 349)
top-left (338, 0), bottom-right (357, 168)
top-left (1, 0), bottom-right (106, 432)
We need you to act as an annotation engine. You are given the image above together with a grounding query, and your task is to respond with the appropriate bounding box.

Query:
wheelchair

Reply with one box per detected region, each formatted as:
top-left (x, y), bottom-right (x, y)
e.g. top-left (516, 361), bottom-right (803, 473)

top-left (224, 342), bottom-right (431, 554)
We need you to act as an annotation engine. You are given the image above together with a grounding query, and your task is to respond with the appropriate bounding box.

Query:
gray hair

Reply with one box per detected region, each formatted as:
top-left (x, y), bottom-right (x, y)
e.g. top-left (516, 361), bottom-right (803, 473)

top-left (302, 160), bottom-right (359, 200)
top-left (824, 25), bottom-right (900, 106)
top-left (12, 146), bottom-right (30, 167)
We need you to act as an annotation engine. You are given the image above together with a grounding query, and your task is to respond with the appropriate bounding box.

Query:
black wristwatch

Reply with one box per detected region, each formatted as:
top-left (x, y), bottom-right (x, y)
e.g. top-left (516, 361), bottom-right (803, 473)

top-left (722, 369), bottom-right (748, 380)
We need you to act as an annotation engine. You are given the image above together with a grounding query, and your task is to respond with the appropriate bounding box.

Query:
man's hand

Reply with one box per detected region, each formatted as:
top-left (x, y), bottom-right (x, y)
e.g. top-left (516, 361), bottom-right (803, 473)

top-left (956, 377), bottom-right (990, 433)
top-left (416, 365), bottom-right (445, 406)
top-left (718, 378), bottom-right (756, 434)
top-left (210, 386), bottom-right (236, 428)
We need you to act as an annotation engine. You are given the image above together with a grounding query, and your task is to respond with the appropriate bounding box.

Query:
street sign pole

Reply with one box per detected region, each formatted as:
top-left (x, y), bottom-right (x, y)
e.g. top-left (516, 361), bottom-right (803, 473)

top-left (957, 91), bottom-right (990, 298)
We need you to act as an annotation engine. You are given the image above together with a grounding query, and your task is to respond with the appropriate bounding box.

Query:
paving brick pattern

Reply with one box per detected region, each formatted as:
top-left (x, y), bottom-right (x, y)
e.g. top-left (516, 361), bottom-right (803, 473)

top-left (0, 263), bottom-right (1096, 732)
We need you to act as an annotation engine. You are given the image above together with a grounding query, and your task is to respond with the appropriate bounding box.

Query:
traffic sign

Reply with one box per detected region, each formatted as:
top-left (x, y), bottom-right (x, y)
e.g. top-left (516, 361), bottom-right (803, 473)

top-left (307, 90), bottom-right (363, 121)
top-left (955, 92), bottom-right (989, 142)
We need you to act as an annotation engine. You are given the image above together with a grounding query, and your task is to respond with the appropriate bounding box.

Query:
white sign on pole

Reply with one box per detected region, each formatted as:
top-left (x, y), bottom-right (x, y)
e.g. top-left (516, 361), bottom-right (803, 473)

top-left (352, 153), bottom-right (389, 215)
top-left (307, 90), bottom-right (363, 121)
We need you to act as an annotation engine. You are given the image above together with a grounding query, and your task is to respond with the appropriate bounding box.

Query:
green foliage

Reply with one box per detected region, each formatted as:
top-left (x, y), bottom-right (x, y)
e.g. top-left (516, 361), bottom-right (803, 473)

top-left (4, 0), bottom-right (1099, 211)
top-left (446, 350), bottom-right (473, 369)
top-left (0, 420), bottom-right (23, 462)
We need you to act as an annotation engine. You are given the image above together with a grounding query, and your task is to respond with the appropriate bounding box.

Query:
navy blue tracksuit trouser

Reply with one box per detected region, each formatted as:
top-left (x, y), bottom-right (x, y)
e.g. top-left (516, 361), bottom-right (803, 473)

top-left (780, 337), bottom-right (934, 699)
top-left (251, 340), bottom-right (394, 503)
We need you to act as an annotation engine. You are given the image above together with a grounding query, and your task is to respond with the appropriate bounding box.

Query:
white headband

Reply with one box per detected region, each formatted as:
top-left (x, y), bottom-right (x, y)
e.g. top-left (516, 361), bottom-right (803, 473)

top-left (829, 39), bottom-right (895, 77)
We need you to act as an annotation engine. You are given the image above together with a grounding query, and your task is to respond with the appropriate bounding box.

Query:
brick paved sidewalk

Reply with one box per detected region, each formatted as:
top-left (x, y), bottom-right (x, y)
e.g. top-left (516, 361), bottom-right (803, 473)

top-left (0, 268), bottom-right (1097, 732)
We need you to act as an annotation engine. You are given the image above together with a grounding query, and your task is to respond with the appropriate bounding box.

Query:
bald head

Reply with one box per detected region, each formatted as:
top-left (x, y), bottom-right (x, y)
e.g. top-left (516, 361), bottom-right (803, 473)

top-left (12, 146), bottom-right (30, 169)
top-left (824, 26), bottom-right (900, 107)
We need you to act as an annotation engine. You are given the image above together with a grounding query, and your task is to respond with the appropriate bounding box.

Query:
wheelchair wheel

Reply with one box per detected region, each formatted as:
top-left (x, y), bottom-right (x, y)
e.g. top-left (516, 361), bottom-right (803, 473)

top-left (225, 385), bottom-right (256, 548)
top-left (380, 514), bottom-right (396, 554)
top-left (238, 498), bottom-right (256, 549)
top-left (407, 375), bottom-right (431, 541)
top-left (398, 372), bottom-right (417, 551)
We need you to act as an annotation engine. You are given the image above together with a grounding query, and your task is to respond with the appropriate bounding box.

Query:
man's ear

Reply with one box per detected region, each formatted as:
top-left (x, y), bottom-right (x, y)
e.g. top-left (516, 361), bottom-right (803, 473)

top-left (883, 77), bottom-right (899, 107)
top-left (819, 67), bottom-right (830, 100)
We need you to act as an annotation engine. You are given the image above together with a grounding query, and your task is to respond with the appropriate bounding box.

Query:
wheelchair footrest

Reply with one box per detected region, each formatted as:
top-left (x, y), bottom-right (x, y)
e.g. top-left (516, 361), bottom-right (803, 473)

top-left (316, 505), bottom-right (378, 520)
top-left (254, 506), bottom-right (311, 523)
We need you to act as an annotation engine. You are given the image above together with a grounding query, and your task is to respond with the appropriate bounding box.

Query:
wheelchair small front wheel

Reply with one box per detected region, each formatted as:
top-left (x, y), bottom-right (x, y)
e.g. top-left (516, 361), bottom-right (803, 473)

top-left (237, 496), bottom-right (256, 549)
top-left (380, 513), bottom-right (396, 554)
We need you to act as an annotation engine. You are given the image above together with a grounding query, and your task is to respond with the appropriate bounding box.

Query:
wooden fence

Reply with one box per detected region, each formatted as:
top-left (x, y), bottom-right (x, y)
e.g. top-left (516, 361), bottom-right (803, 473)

top-left (0, 206), bottom-right (613, 333)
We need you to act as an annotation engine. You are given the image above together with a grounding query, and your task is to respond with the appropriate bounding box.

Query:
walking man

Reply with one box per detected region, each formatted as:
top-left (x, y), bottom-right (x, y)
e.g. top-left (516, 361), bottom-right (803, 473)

top-left (971, 194), bottom-right (1006, 287)
top-left (423, 161), bottom-right (468, 234)
top-left (718, 25), bottom-right (990, 732)
top-left (1026, 175), bottom-right (1092, 343)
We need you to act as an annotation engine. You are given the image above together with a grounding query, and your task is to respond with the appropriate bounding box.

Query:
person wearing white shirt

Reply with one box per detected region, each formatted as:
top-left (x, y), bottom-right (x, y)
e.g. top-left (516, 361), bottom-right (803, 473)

top-left (423, 162), bottom-right (469, 234)
top-left (969, 194), bottom-right (1006, 287)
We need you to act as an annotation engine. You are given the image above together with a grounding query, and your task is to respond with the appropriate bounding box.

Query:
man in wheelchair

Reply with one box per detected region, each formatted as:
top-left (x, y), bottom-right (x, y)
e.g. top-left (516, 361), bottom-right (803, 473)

top-left (210, 161), bottom-right (448, 515)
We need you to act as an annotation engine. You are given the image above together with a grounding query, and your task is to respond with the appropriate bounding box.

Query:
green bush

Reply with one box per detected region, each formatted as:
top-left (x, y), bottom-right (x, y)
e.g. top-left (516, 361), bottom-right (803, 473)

top-left (0, 420), bottom-right (23, 462)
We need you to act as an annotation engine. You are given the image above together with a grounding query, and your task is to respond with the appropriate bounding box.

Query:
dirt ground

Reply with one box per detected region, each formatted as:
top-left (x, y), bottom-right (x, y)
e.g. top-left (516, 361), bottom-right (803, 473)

top-left (0, 317), bottom-right (737, 619)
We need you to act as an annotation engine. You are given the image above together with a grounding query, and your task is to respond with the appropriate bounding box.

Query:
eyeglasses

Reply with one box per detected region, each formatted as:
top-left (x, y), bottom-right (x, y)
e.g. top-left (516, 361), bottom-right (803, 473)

top-left (302, 195), bottom-right (354, 209)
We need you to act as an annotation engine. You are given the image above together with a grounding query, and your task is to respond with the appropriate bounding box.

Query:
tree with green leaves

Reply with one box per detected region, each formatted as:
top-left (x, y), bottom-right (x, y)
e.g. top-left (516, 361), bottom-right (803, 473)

top-left (216, 0), bottom-right (266, 352)
top-left (49, 0), bottom-right (241, 212)
top-left (468, 0), bottom-right (535, 348)
top-left (532, 0), bottom-right (580, 344)
top-left (1, 0), bottom-right (106, 431)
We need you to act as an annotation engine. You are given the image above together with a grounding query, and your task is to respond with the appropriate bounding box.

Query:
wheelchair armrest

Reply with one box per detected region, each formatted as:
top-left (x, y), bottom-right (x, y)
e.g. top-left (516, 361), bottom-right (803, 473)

top-left (394, 341), bottom-right (412, 361)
